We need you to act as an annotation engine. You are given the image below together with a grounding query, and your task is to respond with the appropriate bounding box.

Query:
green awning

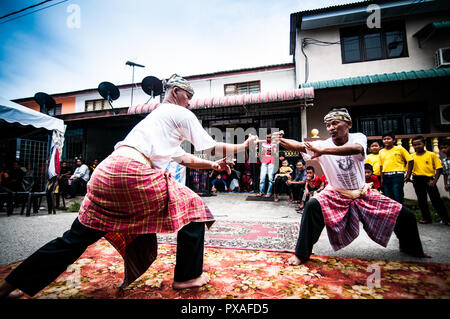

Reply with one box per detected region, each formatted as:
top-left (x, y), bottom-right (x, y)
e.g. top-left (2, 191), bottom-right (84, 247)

top-left (300, 68), bottom-right (450, 90)
top-left (413, 20), bottom-right (450, 48)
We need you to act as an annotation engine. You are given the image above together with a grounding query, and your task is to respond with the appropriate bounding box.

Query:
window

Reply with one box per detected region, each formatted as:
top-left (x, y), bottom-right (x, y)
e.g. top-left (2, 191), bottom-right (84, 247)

top-left (224, 81), bottom-right (260, 96)
top-left (41, 103), bottom-right (62, 116)
top-left (351, 104), bottom-right (426, 137)
top-left (340, 21), bottom-right (408, 63)
top-left (85, 99), bottom-right (108, 112)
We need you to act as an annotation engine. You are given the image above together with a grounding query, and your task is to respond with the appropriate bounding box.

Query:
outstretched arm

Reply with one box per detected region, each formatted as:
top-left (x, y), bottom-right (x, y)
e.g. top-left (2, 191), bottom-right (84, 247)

top-left (305, 142), bottom-right (364, 159)
top-left (204, 134), bottom-right (258, 158)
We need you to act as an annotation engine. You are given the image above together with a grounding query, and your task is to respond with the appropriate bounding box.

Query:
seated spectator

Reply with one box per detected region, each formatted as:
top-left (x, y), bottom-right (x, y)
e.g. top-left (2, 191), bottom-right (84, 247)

top-left (0, 161), bottom-right (13, 215)
top-left (321, 174), bottom-right (328, 187)
top-left (89, 159), bottom-right (99, 175)
top-left (288, 160), bottom-right (307, 207)
top-left (58, 161), bottom-right (73, 196)
top-left (298, 166), bottom-right (324, 211)
top-left (5, 161), bottom-right (25, 192)
top-left (211, 174), bottom-right (227, 193)
top-left (228, 162), bottom-right (241, 192)
top-left (69, 158), bottom-right (90, 198)
top-left (274, 159), bottom-right (293, 202)
top-left (365, 163), bottom-right (381, 191)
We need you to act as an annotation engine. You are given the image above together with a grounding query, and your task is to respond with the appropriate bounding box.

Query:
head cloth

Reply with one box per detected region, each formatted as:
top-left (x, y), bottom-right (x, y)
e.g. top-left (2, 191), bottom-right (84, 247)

top-left (323, 108), bottom-right (352, 123)
top-left (165, 74), bottom-right (194, 96)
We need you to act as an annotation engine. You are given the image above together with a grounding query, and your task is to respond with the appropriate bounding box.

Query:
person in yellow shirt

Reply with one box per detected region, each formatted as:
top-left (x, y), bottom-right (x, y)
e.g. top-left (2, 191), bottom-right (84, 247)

top-left (411, 136), bottom-right (449, 225)
top-left (379, 133), bottom-right (413, 204)
top-left (365, 140), bottom-right (382, 183)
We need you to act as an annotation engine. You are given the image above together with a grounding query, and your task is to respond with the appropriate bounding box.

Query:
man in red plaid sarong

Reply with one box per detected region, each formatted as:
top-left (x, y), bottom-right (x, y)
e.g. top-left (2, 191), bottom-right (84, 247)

top-left (273, 108), bottom-right (431, 266)
top-left (0, 74), bottom-right (258, 298)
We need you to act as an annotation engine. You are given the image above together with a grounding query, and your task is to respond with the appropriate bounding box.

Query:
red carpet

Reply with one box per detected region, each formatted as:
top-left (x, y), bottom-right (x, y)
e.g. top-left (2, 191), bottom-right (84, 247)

top-left (1, 238), bottom-right (448, 299)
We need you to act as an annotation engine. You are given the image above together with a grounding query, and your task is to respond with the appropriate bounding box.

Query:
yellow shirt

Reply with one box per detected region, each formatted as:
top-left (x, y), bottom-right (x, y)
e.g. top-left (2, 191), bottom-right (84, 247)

top-left (412, 151), bottom-right (443, 177)
top-left (365, 153), bottom-right (381, 176)
top-left (379, 145), bottom-right (413, 173)
top-left (279, 166), bottom-right (293, 177)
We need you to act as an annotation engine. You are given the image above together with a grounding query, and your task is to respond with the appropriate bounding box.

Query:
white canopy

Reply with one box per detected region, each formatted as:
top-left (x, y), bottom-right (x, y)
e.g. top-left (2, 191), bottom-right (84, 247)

top-left (0, 95), bottom-right (65, 133)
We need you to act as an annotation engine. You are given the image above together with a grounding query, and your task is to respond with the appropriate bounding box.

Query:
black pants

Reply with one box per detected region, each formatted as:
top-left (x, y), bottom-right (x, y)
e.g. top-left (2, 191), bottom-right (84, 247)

top-left (6, 218), bottom-right (205, 297)
top-left (294, 198), bottom-right (425, 262)
top-left (412, 176), bottom-right (449, 223)
top-left (70, 178), bottom-right (87, 197)
top-left (289, 184), bottom-right (305, 201)
top-left (273, 176), bottom-right (289, 195)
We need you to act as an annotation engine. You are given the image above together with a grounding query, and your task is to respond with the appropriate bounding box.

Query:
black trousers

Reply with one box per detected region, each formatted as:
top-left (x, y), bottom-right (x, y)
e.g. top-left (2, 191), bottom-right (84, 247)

top-left (289, 184), bottom-right (305, 201)
top-left (69, 178), bottom-right (87, 197)
top-left (6, 218), bottom-right (205, 297)
top-left (294, 198), bottom-right (425, 262)
top-left (412, 176), bottom-right (449, 222)
top-left (273, 176), bottom-right (289, 195)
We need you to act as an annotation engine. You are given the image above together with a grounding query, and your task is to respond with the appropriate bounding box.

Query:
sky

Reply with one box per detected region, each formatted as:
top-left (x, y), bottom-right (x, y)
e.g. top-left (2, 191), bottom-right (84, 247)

top-left (0, 0), bottom-right (364, 100)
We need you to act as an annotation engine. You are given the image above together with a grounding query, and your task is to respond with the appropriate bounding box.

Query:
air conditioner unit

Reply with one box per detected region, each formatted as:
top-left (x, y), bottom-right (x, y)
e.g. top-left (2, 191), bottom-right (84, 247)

top-left (439, 104), bottom-right (450, 125)
top-left (435, 48), bottom-right (450, 68)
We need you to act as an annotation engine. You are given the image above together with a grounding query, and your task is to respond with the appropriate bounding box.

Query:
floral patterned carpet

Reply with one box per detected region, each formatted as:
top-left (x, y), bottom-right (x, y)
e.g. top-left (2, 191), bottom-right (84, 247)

top-left (1, 238), bottom-right (449, 299)
top-left (158, 220), bottom-right (299, 252)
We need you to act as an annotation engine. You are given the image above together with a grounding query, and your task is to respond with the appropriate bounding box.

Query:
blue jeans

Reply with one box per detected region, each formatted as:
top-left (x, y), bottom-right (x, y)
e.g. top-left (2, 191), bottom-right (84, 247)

top-left (259, 163), bottom-right (274, 194)
top-left (383, 174), bottom-right (405, 204)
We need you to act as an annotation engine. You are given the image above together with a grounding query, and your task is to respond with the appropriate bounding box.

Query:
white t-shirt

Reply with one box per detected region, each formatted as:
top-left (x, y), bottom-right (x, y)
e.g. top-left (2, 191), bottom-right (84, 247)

top-left (115, 103), bottom-right (216, 170)
top-left (302, 133), bottom-right (367, 190)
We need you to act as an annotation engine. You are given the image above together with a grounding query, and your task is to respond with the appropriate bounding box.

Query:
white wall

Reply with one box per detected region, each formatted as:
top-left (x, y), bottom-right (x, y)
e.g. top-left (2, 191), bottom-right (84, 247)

top-left (295, 13), bottom-right (450, 85)
top-left (74, 67), bottom-right (296, 112)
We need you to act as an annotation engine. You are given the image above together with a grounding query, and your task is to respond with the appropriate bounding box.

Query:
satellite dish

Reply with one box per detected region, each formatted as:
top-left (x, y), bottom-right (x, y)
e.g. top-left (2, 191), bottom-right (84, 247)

top-left (34, 92), bottom-right (56, 115)
top-left (141, 76), bottom-right (163, 104)
top-left (98, 81), bottom-right (120, 115)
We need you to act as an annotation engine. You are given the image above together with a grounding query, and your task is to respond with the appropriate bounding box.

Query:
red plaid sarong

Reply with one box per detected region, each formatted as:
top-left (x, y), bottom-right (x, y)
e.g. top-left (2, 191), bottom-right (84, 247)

top-left (78, 155), bottom-right (215, 287)
top-left (313, 188), bottom-right (402, 251)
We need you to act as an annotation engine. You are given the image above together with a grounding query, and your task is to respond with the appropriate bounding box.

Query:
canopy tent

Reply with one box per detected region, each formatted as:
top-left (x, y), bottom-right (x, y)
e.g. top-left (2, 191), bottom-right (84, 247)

top-left (0, 96), bottom-right (65, 135)
top-left (0, 96), bottom-right (66, 180)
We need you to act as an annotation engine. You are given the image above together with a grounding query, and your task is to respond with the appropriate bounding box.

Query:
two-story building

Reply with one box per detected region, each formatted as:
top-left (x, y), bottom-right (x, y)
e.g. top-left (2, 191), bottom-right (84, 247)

top-left (289, 0), bottom-right (450, 197)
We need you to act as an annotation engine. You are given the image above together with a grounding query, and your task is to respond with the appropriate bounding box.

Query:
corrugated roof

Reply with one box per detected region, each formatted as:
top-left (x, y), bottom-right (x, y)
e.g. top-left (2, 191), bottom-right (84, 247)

top-left (128, 88), bottom-right (314, 115)
top-left (300, 68), bottom-right (450, 89)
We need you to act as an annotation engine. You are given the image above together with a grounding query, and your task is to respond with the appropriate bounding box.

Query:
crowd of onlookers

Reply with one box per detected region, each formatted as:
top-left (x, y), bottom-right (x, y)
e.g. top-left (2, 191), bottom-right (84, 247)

top-left (0, 158), bottom-right (100, 215)
top-left (192, 133), bottom-right (450, 225)
top-left (2, 134), bottom-right (450, 225)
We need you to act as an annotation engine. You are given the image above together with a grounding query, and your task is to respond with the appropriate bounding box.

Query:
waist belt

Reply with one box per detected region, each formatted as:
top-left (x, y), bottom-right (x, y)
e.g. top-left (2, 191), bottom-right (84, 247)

top-left (383, 171), bottom-right (404, 176)
top-left (327, 183), bottom-right (373, 199)
top-left (112, 146), bottom-right (153, 167)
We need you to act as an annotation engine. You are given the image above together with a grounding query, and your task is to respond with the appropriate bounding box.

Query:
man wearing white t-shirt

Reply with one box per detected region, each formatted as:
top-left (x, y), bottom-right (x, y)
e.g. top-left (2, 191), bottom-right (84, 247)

top-left (0, 74), bottom-right (257, 298)
top-left (273, 108), bottom-right (431, 266)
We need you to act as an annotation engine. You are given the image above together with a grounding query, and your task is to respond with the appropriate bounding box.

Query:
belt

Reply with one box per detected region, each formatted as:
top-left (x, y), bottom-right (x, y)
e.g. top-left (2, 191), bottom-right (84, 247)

top-left (112, 146), bottom-right (153, 167)
top-left (383, 171), bottom-right (404, 176)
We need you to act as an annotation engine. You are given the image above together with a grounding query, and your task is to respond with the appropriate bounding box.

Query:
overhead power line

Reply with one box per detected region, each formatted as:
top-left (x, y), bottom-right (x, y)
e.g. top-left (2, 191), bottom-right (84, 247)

top-left (0, 0), bottom-right (68, 25)
top-left (0, 0), bottom-right (54, 20)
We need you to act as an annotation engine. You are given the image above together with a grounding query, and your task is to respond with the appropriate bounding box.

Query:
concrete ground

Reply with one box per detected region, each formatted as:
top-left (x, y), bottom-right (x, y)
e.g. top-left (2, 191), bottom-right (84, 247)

top-left (0, 193), bottom-right (449, 265)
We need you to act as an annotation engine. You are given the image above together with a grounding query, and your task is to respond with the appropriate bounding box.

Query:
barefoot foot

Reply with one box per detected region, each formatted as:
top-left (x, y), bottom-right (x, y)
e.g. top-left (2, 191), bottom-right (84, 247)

top-left (172, 272), bottom-right (210, 289)
top-left (287, 255), bottom-right (303, 266)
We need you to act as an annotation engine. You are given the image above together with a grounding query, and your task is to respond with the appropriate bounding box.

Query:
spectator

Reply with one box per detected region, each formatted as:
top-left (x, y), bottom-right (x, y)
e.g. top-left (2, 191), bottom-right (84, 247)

top-left (365, 163), bottom-right (381, 191)
top-left (440, 139), bottom-right (450, 196)
top-left (288, 160), bottom-right (307, 211)
top-left (58, 161), bottom-right (73, 196)
top-left (89, 159), bottom-right (99, 175)
top-left (257, 134), bottom-right (277, 197)
top-left (411, 136), bottom-right (449, 225)
top-left (228, 162), bottom-right (241, 192)
top-left (0, 161), bottom-right (13, 216)
top-left (273, 159), bottom-right (293, 202)
top-left (6, 161), bottom-right (25, 192)
top-left (211, 174), bottom-right (227, 193)
top-left (298, 166), bottom-right (324, 210)
top-left (365, 140), bottom-right (382, 184)
top-left (379, 132), bottom-right (413, 205)
top-left (69, 158), bottom-right (90, 198)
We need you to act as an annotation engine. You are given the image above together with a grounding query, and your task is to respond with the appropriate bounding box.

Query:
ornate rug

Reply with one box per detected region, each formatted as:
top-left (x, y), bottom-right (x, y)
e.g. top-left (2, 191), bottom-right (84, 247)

top-left (158, 220), bottom-right (299, 252)
top-left (1, 239), bottom-right (448, 299)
